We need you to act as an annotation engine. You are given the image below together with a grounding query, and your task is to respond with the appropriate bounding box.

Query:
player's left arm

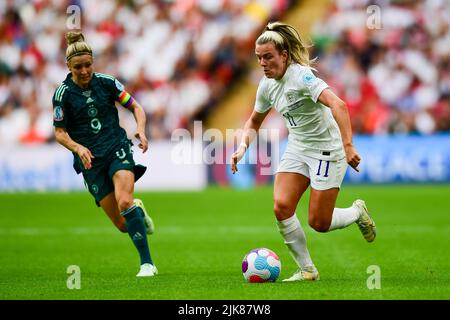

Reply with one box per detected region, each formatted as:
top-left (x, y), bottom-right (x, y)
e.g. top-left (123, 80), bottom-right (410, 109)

top-left (318, 88), bottom-right (360, 172)
top-left (117, 90), bottom-right (148, 152)
top-left (127, 99), bottom-right (148, 153)
top-left (114, 78), bottom-right (148, 153)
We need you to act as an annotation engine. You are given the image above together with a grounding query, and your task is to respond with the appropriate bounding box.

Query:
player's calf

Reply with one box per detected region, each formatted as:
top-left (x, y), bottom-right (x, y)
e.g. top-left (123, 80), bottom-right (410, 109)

top-left (134, 199), bottom-right (155, 235)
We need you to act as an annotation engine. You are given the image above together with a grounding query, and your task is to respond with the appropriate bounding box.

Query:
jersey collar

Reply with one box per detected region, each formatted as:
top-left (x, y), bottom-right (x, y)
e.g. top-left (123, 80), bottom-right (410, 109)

top-left (64, 73), bottom-right (96, 92)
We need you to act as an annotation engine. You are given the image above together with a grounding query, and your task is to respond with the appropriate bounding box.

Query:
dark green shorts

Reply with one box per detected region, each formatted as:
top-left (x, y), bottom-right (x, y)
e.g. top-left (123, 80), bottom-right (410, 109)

top-left (79, 140), bottom-right (146, 206)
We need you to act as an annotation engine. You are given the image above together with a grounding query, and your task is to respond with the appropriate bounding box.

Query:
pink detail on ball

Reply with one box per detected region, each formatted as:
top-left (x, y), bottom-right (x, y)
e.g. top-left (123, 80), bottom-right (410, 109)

top-left (267, 250), bottom-right (279, 260)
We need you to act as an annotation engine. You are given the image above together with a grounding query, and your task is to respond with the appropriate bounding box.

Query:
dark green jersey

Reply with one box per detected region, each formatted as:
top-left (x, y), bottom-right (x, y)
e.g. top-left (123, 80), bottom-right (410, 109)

top-left (52, 72), bottom-right (130, 157)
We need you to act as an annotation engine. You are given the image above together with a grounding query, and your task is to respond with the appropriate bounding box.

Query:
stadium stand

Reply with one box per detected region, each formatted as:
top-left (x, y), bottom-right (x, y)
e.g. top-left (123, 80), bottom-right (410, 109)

top-left (0, 0), bottom-right (293, 145)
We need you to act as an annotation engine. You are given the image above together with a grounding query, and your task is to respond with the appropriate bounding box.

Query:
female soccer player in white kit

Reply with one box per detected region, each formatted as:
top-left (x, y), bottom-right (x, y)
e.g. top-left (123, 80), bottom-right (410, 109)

top-left (231, 22), bottom-right (376, 281)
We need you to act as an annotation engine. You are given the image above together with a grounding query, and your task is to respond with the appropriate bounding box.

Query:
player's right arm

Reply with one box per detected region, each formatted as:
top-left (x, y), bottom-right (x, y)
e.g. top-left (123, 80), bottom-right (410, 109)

top-left (53, 85), bottom-right (94, 170)
top-left (231, 109), bottom-right (270, 174)
top-left (54, 127), bottom-right (94, 170)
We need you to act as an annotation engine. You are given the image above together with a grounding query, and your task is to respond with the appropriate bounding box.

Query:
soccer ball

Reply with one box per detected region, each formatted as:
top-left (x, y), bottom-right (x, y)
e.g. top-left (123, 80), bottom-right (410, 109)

top-left (242, 248), bottom-right (281, 282)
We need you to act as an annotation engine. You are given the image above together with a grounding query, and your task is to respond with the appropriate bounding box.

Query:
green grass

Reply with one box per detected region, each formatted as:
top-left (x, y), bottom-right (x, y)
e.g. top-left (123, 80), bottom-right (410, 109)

top-left (0, 185), bottom-right (449, 300)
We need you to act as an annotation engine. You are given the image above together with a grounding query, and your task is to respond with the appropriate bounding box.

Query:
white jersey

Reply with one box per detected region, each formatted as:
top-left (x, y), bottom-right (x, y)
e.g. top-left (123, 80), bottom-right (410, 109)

top-left (254, 63), bottom-right (345, 160)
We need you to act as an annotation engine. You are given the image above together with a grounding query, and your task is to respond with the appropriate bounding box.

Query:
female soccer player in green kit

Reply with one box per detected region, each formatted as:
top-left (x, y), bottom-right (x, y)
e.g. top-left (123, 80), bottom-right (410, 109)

top-left (53, 32), bottom-right (156, 277)
top-left (231, 22), bottom-right (376, 281)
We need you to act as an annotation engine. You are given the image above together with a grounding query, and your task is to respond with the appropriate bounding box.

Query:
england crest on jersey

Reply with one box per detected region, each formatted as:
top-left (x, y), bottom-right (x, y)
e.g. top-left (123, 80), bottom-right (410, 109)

top-left (286, 90), bottom-right (297, 104)
top-left (54, 106), bottom-right (64, 121)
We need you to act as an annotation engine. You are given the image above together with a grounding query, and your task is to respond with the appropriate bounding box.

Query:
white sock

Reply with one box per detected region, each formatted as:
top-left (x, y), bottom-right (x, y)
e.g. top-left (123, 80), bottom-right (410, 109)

top-left (277, 214), bottom-right (315, 270)
top-left (328, 206), bottom-right (360, 231)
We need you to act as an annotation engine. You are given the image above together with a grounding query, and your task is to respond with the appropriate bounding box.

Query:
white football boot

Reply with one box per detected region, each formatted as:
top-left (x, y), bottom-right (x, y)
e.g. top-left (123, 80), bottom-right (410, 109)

top-left (283, 265), bottom-right (320, 282)
top-left (353, 199), bottom-right (376, 242)
top-left (136, 263), bottom-right (158, 277)
top-left (134, 199), bottom-right (155, 235)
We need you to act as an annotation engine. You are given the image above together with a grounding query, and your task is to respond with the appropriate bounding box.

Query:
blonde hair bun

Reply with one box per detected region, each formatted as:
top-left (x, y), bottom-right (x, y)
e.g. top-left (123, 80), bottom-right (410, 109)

top-left (65, 31), bottom-right (92, 61)
top-left (65, 32), bottom-right (85, 46)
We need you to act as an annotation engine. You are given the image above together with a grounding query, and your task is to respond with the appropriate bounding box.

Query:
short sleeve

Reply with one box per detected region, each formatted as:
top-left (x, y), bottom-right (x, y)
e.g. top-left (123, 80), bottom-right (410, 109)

top-left (254, 79), bottom-right (271, 113)
top-left (299, 68), bottom-right (328, 103)
top-left (52, 84), bottom-right (69, 128)
top-left (112, 78), bottom-right (125, 97)
top-left (95, 73), bottom-right (124, 98)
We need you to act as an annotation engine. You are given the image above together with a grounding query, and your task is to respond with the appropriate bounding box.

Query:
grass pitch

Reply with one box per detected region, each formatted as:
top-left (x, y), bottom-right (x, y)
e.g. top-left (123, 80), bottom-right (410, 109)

top-left (0, 185), bottom-right (449, 300)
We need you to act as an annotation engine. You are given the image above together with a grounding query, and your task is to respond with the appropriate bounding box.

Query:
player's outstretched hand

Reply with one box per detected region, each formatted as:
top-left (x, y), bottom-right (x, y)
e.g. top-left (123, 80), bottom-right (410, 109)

top-left (135, 131), bottom-right (148, 153)
top-left (345, 144), bottom-right (361, 172)
top-left (231, 147), bottom-right (246, 174)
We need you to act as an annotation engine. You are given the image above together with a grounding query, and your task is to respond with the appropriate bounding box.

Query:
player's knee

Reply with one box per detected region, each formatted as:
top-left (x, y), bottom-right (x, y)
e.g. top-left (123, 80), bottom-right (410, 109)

top-left (273, 199), bottom-right (295, 221)
top-left (308, 216), bottom-right (330, 233)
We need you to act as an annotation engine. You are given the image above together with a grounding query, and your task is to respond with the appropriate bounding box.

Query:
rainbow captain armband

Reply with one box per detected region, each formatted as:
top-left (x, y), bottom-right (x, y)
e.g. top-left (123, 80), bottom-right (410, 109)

top-left (117, 91), bottom-right (134, 108)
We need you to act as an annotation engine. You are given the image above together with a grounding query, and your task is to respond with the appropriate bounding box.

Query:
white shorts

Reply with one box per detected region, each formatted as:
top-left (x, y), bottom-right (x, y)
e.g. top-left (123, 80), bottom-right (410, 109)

top-left (277, 145), bottom-right (348, 190)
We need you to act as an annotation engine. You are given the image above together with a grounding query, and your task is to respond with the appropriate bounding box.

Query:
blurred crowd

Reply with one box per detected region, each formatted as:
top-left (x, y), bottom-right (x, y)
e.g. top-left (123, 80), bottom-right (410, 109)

top-left (312, 0), bottom-right (450, 134)
top-left (1, 0), bottom-right (449, 147)
top-left (0, 0), bottom-right (291, 145)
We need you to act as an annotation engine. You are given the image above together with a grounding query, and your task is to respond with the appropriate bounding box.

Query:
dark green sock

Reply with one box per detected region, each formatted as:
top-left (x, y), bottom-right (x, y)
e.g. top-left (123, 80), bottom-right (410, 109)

top-left (121, 205), bottom-right (152, 265)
